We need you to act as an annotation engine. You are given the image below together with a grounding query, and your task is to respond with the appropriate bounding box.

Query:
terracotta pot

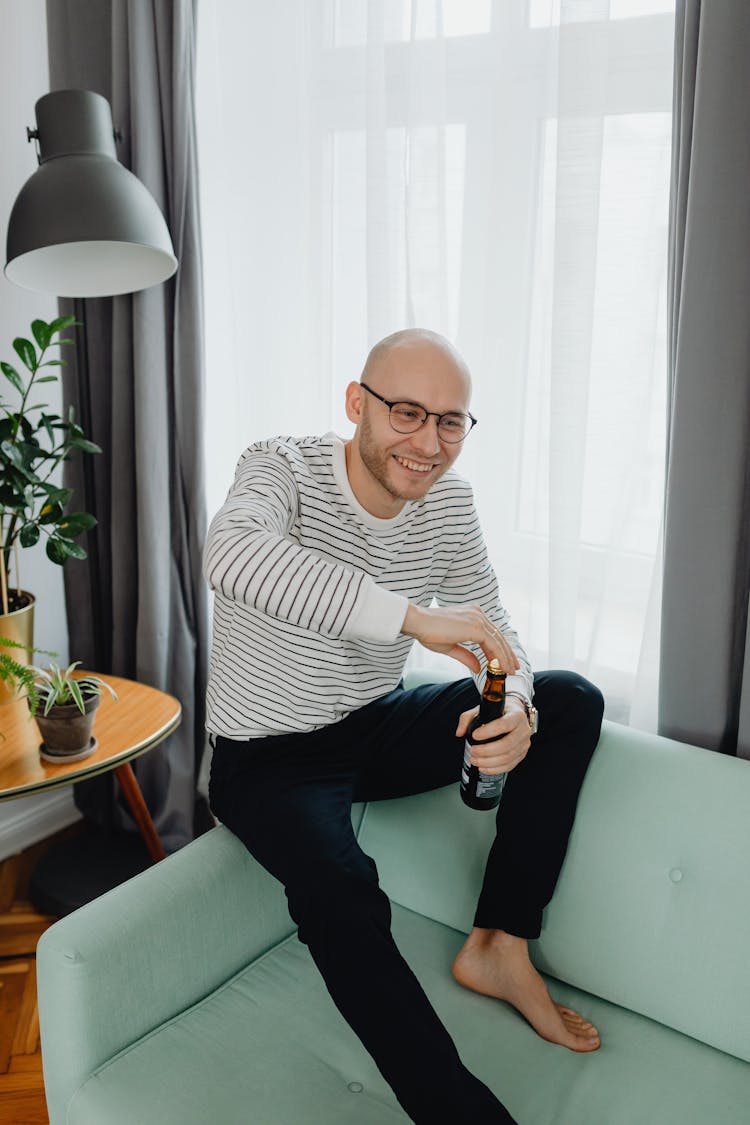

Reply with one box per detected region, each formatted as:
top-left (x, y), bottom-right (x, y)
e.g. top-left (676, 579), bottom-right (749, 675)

top-left (36, 693), bottom-right (100, 763)
top-left (0, 591), bottom-right (35, 704)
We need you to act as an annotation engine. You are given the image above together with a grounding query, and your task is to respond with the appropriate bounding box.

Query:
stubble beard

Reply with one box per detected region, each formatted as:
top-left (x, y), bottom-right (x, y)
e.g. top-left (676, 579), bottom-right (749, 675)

top-left (357, 412), bottom-right (442, 502)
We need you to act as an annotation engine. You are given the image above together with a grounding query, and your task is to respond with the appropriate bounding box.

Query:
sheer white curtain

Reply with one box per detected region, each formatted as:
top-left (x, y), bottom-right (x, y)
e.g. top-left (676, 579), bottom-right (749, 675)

top-left (196, 0), bottom-right (674, 728)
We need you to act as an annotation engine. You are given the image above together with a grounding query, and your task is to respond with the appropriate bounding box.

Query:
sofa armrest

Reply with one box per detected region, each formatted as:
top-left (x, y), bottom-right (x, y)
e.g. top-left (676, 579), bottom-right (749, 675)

top-left (38, 825), bottom-right (294, 1125)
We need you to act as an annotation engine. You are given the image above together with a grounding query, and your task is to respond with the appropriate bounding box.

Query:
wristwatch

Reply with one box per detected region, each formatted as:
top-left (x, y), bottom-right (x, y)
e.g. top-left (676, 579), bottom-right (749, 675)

top-left (506, 692), bottom-right (539, 736)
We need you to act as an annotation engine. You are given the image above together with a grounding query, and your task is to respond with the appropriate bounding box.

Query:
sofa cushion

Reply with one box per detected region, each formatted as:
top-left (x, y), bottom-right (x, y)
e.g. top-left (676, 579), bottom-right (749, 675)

top-left (66, 902), bottom-right (750, 1125)
top-left (358, 721), bottom-right (750, 1064)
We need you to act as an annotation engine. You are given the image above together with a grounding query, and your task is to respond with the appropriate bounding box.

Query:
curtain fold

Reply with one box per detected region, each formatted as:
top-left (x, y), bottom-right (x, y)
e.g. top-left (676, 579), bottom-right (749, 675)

top-left (46, 0), bottom-right (209, 849)
top-left (659, 0), bottom-right (750, 756)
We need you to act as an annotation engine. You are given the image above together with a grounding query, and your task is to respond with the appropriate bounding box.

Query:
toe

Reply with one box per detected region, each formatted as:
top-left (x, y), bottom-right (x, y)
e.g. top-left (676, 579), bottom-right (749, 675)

top-left (561, 1011), bottom-right (587, 1027)
top-left (559, 1007), bottom-right (593, 1027)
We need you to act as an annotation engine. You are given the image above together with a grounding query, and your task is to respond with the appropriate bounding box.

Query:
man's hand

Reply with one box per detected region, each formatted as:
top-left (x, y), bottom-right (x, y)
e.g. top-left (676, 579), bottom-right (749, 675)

top-left (455, 697), bottom-right (532, 774)
top-left (401, 603), bottom-right (521, 675)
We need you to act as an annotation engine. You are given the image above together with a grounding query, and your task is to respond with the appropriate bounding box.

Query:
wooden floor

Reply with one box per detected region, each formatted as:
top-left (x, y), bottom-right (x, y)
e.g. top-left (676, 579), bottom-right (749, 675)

top-left (0, 830), bottom-right (79, 1125)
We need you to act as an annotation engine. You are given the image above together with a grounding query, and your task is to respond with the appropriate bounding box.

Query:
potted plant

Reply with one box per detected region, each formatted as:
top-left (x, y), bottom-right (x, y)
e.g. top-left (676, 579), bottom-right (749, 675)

top-left (0, 315), bottom-right (100, 689)
top-left (31, 661), bottom-right (118, 763)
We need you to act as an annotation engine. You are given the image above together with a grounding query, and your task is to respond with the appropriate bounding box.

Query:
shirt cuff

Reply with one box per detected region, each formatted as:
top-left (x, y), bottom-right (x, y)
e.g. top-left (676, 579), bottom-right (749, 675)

top-left (505, 674), bottom-right (533, 702)
top-left (343, 580), bottom-right (410, 644)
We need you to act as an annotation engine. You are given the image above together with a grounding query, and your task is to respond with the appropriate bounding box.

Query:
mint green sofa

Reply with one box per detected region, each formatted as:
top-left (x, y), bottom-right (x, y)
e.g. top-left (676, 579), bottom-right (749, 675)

top-left (37, 684), bottom-right (750, 1124)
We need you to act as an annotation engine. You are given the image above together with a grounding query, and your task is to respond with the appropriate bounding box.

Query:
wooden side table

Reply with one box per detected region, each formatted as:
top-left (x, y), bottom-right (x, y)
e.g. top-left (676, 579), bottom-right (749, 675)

top-left (0, 674), bottom-right (181, 868)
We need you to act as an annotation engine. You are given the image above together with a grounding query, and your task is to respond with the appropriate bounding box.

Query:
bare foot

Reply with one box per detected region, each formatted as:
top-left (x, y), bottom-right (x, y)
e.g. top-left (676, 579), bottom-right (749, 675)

top-left (452, 928), bottom-right (601, 1053)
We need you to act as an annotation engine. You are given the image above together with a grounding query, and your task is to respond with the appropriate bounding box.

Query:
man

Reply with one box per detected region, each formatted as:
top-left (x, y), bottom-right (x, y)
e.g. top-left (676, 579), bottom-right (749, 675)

top-left (204, 328), bottom-right (604, 1123)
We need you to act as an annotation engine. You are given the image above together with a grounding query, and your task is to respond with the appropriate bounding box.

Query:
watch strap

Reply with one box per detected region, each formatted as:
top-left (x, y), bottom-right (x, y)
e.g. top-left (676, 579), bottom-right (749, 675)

top-left (506, 691), bottom-right (539, 735)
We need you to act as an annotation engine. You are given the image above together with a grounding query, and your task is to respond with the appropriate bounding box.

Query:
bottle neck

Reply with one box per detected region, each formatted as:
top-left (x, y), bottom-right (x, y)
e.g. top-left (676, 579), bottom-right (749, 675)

top-left (478, 696), bottom-right (505, 722)
top-left (479, 670), bottom-right (506, 720)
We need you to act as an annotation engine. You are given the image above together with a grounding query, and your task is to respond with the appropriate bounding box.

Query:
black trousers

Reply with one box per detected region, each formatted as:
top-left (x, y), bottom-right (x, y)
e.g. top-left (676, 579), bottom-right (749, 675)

top-left (209, 671), bottom-right (604, 1124)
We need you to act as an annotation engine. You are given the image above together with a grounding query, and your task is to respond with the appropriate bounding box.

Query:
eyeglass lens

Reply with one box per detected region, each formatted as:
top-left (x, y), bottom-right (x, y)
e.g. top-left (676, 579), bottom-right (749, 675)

top-left (389, 403), bottom-right (470, 441)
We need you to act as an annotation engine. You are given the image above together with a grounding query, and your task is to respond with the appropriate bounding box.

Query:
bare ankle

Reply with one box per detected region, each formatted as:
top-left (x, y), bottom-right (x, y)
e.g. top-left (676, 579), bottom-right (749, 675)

top-left (462, 927), bottom-right (527, 955)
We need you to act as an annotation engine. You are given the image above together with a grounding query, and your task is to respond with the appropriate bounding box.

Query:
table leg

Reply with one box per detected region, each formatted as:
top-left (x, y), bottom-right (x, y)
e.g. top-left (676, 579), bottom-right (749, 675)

top-left (113, 762), bottom-right (166, 863)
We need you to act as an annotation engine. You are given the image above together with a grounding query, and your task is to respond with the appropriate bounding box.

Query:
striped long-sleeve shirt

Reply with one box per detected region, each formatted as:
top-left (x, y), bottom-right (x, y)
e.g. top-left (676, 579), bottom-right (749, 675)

top-left (203, 432), bottom-right (533, 738)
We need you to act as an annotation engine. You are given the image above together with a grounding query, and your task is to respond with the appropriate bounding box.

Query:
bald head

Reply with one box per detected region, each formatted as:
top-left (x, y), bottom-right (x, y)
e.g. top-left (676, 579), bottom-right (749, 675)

top-left (361, 329), bottom-right (472, 401)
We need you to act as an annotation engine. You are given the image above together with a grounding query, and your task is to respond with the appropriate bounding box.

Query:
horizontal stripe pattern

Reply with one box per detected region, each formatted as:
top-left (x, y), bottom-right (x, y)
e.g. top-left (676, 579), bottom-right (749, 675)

top-left (204, 433), bottom-right (533, 737)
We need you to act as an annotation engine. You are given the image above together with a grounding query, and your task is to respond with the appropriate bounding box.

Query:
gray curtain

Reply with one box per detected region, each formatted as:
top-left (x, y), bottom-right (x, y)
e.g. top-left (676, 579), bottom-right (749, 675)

top-left (46, 0), bottom-right (210, 849)
top-left (659, 0), bottom-right (750, 757)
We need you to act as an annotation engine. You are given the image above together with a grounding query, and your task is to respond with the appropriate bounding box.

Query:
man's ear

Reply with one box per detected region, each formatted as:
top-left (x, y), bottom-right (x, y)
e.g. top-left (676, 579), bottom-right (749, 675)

top-left (344, 381), bottom-right (365, 426)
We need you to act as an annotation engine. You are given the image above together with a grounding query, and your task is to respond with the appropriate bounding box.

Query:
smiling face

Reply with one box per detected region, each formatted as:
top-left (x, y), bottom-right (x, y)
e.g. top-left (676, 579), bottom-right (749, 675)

top-left (344, 330), bottom-right (472, 519)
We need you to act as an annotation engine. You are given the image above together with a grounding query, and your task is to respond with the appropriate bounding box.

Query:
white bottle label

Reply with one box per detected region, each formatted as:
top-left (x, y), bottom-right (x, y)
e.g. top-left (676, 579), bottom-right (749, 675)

top-left (462, 741), bottom-right (507, 799)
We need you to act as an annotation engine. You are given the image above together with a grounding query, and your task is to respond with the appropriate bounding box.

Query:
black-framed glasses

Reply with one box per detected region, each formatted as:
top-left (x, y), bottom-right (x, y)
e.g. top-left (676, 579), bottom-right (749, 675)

top-left (360, 382), bottom-right (477, 443)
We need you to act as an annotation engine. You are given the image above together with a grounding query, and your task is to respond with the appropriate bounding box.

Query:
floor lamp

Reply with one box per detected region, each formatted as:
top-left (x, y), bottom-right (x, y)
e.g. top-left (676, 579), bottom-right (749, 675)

top-left (3, 89), bottom-right (178, 911)
top-left (5, 89), bottom-right (177, 670)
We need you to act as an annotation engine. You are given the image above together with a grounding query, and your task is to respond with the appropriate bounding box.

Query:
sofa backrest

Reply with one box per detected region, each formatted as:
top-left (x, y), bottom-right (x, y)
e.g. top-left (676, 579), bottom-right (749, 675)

top-left (357, 718), bottom-right (750, 1064)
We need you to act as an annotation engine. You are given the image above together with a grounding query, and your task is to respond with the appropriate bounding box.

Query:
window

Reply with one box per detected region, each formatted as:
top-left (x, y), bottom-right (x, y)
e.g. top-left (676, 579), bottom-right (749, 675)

top-left (197, 0), bottom-right (675, 724)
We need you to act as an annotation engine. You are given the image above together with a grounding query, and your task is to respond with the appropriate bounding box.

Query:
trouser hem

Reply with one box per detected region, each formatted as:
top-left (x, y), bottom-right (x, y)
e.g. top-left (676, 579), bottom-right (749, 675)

top-left (472, 907), bottom-right (543, 941)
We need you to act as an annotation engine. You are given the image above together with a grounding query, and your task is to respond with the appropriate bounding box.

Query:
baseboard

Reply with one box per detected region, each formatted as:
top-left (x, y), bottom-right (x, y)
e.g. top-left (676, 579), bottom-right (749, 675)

top-left (0, 789), bottom-right (82, 862)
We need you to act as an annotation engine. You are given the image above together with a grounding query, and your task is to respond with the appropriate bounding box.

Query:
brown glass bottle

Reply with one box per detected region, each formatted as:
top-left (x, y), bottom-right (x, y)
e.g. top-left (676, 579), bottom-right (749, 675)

top-left (460, 659), bottom-right (507, 811)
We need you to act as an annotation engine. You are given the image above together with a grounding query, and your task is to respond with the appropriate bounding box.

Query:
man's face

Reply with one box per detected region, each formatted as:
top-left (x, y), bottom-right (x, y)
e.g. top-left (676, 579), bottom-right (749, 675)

top-left (350, 340), bottom-right (471, 507)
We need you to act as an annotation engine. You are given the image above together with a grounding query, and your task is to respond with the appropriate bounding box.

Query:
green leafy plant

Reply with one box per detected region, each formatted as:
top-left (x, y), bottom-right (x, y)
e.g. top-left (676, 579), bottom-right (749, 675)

top-left (31, 660), bottom-right (118, 716)
top-left (0, 315), bottom-right (100, 615)
top-left (0, 636), bottom-right (56, 716)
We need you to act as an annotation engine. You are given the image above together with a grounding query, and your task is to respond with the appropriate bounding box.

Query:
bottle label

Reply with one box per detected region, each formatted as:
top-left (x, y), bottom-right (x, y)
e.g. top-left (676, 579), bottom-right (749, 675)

top-left (462, 741), bottom-right (507, 799)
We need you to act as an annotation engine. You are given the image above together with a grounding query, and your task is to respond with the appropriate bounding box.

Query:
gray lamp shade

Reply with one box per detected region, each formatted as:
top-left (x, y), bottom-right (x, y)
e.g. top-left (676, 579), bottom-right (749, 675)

top-left (4, 90), bottom-right (177, 298)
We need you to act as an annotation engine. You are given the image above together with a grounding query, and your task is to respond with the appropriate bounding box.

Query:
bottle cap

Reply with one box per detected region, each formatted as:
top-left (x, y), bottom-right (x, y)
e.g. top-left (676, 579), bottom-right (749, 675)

top-left (488, 658), bottom-right (505, 675)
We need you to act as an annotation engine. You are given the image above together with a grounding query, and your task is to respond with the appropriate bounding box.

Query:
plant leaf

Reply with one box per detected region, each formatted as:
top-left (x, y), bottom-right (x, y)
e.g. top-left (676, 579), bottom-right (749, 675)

top-left (48, 315), bottom-right (77, 336)
top-left (34, 376), bottom-right (59, 384)
top-left (41, 485), bottom-right (72, 506)
top-left (18, 440), bottom-right (42, 469)
top-left (55, 538), bottom-right (87, 560)
top-left (31, 320), bottom-right (51, 350)
top-left (1, 362), bottom-right (25, 397)
top-left (39, 501), bottom-right (64, 525)
top-left (0, 441), bottom-right (25, 469)
top-left (45, 538), bottom-right (68, 565)
top-left (39, 414), bottom-right (55, 446)
top-left (13, 337), bottom-right (37, 371)
top-left (68, 678), bottom-right (86, 713)
top-left (57, 512), bottom-right (97, 537)
top-left (68, 437), bottom-right (102, 455)
top-left (19, 523), bottom-right (40, 547)
top-left (0, 637), bottom-right (31, 652)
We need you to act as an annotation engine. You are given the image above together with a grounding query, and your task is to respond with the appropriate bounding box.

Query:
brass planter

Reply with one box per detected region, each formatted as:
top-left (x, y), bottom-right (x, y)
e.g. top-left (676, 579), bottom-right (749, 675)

top-left (0, 591), bottom-right (35, 704)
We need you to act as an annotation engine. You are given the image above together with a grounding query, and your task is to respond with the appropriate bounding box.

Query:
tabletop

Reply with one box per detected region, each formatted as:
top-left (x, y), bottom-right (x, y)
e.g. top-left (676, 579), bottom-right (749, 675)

top-left (0, 674), bottom-right (182, 801)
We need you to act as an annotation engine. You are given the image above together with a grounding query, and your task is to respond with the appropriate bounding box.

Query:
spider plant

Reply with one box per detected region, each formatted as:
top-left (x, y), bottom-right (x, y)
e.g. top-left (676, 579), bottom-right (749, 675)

top-left (31, 660), bottom-right (118, 716)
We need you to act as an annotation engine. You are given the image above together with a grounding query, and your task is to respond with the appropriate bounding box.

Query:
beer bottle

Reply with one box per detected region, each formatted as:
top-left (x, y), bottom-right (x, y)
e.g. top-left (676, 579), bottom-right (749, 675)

top-left (460, 659), bottom-right (507, 811)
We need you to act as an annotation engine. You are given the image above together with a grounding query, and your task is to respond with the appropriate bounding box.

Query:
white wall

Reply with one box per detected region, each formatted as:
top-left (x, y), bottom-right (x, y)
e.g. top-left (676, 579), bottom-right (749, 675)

top-left (0, 0), bottom-right (79, 858)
